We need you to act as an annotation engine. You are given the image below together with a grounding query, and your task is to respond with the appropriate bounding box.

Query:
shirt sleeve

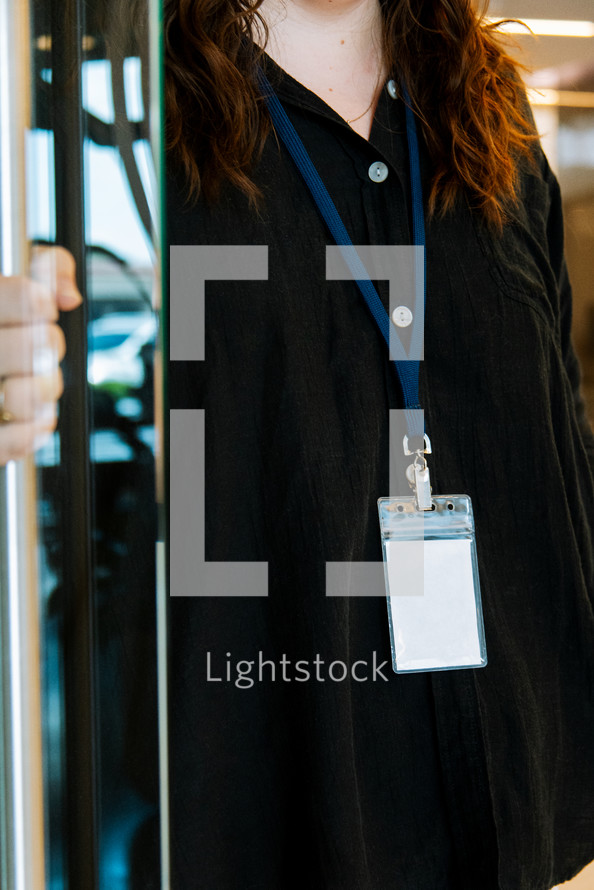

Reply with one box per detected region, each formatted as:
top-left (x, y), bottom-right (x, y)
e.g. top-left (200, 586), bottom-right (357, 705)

top-left (541, 151), bottom-right (594, 477)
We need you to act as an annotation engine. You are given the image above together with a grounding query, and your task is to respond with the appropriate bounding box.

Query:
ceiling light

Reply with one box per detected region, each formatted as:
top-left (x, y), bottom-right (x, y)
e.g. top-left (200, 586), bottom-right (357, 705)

top-left (486, 18), bottom-right (594, 38)
top-left (527, 88), bottom-right (594, 108)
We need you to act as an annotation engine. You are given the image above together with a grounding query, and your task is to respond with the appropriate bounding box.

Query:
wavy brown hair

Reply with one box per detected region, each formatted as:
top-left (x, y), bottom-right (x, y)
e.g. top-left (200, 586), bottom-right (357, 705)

top-left (164, 0), bottom-right (538, 229)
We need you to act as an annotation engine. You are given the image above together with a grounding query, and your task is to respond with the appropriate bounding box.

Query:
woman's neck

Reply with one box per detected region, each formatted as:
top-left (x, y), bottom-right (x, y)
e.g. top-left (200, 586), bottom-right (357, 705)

top-left (260, 0), bottom-right (382, 37)
top-left (257, 0), bottom-right (386, 140)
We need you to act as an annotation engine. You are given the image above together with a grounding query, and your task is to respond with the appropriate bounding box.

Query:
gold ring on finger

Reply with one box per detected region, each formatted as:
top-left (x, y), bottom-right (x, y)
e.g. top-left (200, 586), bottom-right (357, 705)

top-left (0, 377), bottom-right (15, 424)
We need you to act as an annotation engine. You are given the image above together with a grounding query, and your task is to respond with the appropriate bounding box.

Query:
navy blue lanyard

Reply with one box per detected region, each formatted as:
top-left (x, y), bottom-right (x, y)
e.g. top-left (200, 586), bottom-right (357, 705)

top-left (258, 70), bottom-right (426, 440)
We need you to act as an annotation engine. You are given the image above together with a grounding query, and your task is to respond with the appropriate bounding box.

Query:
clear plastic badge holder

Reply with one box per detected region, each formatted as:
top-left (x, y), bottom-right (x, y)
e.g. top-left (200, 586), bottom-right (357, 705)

top-left (378, 495), bottom-right (487, 674)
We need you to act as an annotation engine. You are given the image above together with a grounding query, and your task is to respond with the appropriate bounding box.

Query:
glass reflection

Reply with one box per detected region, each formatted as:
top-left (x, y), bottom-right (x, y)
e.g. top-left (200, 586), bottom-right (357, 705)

top-left (29, 0), bottom-right (161, 886)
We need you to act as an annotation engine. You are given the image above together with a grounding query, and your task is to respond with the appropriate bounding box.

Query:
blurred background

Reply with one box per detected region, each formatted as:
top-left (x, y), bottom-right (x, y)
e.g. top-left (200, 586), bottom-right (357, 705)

top-left (489, 0), bottom-right (594, 427)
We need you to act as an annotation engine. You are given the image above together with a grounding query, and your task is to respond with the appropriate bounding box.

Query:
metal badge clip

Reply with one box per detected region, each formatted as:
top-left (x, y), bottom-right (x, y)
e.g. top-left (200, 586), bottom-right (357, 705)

top-left (404, 434), bottom-right (433, 511)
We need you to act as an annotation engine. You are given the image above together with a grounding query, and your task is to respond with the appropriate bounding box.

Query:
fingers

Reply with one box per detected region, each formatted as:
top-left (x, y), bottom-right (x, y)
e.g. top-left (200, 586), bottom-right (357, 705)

top-left (0, 322), bottom-right (65, 377)
top-left (0, 246), bottom-right (81, 465)
top-left (0, 414), bottom-right (57, 467)
top-left (0, 247), bottom-right (82, 325)
top-left (0, 370), bottom-right (63, 423)
top-left (30, 245), bottom-right (82, 312)
top-left (0, 275), bottom-right (59, 325)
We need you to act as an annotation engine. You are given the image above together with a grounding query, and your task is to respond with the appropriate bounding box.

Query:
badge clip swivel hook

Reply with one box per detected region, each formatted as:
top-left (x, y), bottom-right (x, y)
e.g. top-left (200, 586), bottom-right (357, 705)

top-left (403, 434), bottom-right (433, 511)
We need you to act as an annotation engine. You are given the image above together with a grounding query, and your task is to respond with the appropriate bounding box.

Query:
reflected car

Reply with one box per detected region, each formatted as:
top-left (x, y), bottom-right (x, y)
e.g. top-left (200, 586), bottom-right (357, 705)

top-left (88, 311), bottom-right (157, 390)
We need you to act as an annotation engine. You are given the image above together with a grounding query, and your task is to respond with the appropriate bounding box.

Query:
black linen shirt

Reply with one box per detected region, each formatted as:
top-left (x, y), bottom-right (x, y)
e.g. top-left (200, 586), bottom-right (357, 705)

top-left (167, 56), bottom-right (594, 890)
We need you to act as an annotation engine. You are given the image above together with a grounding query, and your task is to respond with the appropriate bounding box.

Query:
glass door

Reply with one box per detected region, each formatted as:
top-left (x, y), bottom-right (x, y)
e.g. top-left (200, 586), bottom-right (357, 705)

top-left (0, 0), bottom-right (166, 886)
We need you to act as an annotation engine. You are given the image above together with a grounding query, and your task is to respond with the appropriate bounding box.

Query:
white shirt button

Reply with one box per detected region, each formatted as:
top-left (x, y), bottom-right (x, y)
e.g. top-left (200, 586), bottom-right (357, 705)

top-left (387, 80), bottom-right (398, 100)
top-left (368, 161), bottom-right (388, 183)
top-left (392, 306), bottom-right (413, 328)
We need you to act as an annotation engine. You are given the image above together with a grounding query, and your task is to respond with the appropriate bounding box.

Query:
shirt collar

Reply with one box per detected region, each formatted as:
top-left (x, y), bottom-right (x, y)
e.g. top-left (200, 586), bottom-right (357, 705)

top-left (258, 51), bottom-right (411, 196)
top-left (259, 51), bottom-right (405, 142)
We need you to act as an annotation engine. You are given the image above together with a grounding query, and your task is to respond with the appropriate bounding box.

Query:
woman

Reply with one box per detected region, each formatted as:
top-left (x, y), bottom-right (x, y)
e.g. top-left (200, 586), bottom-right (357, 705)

top-left (164, 0), bottom-right (594, 887)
